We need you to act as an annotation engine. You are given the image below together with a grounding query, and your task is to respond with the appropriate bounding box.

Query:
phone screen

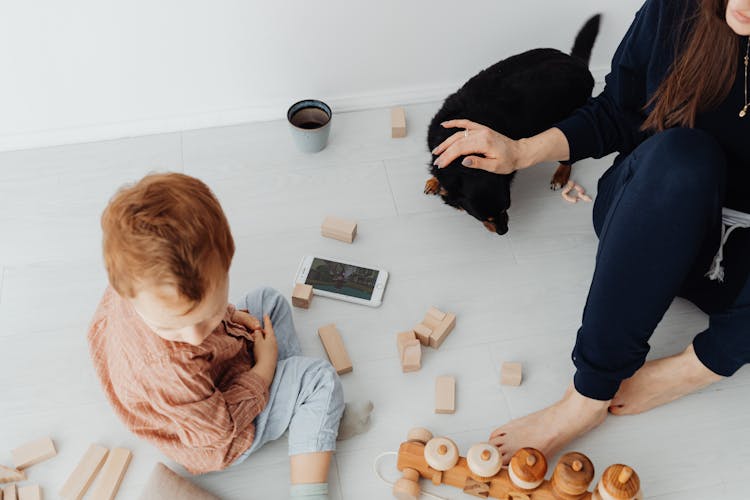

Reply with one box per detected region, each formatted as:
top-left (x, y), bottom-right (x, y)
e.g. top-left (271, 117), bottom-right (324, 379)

top-left (305, 258), bottom-right (380, 300)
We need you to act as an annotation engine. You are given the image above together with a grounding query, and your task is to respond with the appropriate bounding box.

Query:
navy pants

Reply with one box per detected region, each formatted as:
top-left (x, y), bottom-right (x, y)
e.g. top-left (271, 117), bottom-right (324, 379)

top-left (573, 128), bottom-right (750, 400)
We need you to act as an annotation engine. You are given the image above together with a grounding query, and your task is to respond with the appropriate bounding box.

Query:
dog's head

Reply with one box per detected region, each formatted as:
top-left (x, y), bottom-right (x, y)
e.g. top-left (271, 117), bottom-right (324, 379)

top-left (430, 161), bottom-right (514, 235)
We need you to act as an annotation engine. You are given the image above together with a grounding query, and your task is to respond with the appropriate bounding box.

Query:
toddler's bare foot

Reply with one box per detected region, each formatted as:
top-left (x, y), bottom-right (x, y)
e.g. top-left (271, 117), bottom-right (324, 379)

top-left (609, 344), bottom-right (723, 415)
top-left (489, 385), bottom-right (609, 464)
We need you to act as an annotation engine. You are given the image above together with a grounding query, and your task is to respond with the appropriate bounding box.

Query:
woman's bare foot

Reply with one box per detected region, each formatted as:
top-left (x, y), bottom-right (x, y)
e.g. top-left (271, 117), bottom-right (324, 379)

top-left (609, 344), bottom-right (723, 415)
top-left (489, 385), bottom-right (609, 464)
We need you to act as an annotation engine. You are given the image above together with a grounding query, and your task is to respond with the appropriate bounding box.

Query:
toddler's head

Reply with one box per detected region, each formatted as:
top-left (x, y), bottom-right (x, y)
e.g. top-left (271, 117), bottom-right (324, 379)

top-left (101, 173), bottom-right (234, 345)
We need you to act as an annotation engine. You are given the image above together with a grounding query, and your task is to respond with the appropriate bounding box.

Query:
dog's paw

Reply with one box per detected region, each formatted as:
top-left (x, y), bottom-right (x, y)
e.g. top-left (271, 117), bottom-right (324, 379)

top-left (424, 176), bottom-right (440, 195)
top-left (550, 163), bottom-right (572, 191)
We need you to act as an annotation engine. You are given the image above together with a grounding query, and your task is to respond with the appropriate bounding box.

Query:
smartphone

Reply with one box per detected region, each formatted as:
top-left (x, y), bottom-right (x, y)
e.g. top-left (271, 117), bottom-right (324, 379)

top-left (294, 256), bottom-right (389, 307)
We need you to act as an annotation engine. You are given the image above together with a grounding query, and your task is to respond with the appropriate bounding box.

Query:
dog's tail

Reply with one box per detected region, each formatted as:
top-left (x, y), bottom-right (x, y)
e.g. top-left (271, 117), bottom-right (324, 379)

top-left (570, 14), bottom-right (601, 65)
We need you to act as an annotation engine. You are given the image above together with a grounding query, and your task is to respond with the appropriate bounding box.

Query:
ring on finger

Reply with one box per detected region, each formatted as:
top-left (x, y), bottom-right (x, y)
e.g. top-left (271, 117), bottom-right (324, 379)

top-left (464, 129), bottom-right (469, 138)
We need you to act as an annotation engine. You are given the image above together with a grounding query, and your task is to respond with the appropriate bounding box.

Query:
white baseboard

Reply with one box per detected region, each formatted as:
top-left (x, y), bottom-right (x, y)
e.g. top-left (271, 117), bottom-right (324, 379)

top-left (0, 66), bottom-right (609, 153)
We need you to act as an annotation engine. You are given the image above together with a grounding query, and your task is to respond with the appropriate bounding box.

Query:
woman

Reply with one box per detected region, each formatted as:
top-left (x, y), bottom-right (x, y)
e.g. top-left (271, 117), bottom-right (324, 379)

top-left (433, 0), bottom-right (750, 462)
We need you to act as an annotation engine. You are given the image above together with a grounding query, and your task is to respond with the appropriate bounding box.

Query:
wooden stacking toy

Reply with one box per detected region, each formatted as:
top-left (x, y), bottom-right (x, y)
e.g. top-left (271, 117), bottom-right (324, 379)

top-left (393, 427), bottom-right (642, 499)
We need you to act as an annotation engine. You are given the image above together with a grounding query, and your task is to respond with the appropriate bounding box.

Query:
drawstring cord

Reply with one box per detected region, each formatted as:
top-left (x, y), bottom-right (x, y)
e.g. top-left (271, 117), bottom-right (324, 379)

top-left (706, 208), bottom-right (750, 282)
top-left (373, 451), bottom-right (450, 500)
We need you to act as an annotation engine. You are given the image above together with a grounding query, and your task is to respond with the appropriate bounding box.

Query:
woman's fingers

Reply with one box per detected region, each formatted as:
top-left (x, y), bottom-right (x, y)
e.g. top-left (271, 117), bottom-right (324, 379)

top-left (432, 130), bottom-right (466, 156)
top-left (441, 119), bottom-right (483, 131)
top-left (434, 133), bottom-right (484, 169)
top-left (461, 155), bottom-right (494, 171)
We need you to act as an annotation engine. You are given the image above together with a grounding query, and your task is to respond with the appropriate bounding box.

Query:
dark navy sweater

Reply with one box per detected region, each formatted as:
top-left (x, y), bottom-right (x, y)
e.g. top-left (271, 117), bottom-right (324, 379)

top-left (556, 0), bottom-right (750, 212)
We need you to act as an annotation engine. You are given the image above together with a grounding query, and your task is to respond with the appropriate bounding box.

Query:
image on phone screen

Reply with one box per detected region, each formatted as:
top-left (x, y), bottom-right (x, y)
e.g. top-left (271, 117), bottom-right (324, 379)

top-left (305, 258), bottom-right (380, 300)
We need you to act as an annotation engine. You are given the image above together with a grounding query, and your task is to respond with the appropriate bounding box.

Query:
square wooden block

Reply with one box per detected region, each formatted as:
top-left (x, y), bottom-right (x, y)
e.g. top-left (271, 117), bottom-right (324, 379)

top-left (413, 323), bottom-right (432, 346)
top-left (318, 324), bottom-right (353, 375)
top-left (435, 376), bottom-right (456, 414)
top-left (321, 216), bottom-right (357, 243)
top-left (291, 283), bottom-right (314, 309)
top-left (501, 362), bottom-right (523, 386)
top-left (391, 107), bottom-right (406, 138)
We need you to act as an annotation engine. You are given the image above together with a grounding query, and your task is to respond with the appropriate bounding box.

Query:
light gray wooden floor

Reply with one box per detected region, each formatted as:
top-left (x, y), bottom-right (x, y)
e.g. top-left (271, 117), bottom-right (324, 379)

top-left (1, 102), bottom-right (748, 499)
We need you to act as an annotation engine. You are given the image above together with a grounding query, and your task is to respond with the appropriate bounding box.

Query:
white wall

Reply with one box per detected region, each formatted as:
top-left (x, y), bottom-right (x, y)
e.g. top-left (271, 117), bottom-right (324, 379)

top-left (0, 0), bottom-right (643, 152)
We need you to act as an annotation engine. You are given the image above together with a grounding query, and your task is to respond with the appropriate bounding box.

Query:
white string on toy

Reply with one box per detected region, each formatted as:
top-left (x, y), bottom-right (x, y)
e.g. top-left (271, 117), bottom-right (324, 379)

top-left (706, 208), bottom-right (750, 282)
top-left (373, 451), bottom-right (450, 500)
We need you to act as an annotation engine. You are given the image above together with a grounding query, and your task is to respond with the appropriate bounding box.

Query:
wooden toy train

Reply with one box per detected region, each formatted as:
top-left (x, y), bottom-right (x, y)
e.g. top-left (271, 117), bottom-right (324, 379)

top-left (393, 427), bottom-right (642, 500)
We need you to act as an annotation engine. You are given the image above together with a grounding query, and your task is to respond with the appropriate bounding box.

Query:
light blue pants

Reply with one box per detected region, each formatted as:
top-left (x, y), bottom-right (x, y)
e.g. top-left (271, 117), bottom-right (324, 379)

top-left (233, 287), bottom-right (345, 462)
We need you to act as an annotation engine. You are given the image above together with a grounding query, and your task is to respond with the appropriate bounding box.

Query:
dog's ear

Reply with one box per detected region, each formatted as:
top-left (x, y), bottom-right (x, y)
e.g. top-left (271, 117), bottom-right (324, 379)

top-left (424, 176), bottom-right (440, 195)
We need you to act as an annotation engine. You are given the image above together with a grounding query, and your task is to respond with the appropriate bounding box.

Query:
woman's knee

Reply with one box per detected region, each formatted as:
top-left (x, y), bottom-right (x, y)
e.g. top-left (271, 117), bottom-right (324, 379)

top-left (636, 128), bottom-right (726, 196)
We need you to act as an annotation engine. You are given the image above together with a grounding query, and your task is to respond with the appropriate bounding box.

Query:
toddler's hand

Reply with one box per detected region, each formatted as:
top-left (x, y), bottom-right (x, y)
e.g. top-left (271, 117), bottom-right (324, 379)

top-left (252, 315), bottom-right (278, 366)
top-left (231, 309), bottom-right (262, 332)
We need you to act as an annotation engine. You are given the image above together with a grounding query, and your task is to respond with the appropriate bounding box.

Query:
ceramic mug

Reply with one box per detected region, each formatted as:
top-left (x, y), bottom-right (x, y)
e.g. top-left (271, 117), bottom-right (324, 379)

top-left (287, 99), bottom-right (332, 153)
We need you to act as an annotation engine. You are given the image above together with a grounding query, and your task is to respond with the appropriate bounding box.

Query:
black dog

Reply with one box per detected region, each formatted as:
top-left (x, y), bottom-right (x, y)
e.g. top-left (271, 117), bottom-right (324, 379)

top-left (425, 15), bottom-right (601, 234)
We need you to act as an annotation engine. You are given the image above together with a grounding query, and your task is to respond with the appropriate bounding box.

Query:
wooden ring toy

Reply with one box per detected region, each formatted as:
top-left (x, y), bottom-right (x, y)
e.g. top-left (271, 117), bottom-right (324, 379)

top-left (424, 437), bottom-right (459, 471)
top-left (466, 443), bottom-right (502, 479)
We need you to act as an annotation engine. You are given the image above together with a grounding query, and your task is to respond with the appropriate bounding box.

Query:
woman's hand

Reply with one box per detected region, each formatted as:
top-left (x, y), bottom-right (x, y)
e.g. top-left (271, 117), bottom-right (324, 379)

top-left (432, 119), bottom-right (522, 174)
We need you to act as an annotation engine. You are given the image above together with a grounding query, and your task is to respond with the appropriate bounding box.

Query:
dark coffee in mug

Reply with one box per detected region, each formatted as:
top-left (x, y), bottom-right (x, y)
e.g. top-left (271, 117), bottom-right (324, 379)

top-left (289, 106), bottom-right (330, 130)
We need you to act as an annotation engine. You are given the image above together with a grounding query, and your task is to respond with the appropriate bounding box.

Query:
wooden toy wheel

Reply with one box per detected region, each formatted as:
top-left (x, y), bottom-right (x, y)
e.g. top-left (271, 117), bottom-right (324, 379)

top-left (424, 437), bottom-right (459, 471)
top-left (393, 468), bottom-right (421, 500)
top-left (551, 452), bottom-right (594, 497)
top-left (407, 427), bottom-right (433, 445)
top-left (466, 443), bottom-right (502, 479)
top-left (509, 448), bottom-right (547, 490)
top-left (596, 465), bottom-right (641, 500)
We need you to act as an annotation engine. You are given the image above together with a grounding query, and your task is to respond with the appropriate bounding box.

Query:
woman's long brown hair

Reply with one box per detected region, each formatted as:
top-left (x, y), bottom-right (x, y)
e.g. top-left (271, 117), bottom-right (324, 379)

top-left (643, 0), bottom-right (740, 131)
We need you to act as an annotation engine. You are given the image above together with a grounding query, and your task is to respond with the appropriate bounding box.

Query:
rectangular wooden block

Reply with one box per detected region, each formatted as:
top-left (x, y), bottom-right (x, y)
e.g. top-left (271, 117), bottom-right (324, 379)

top-left (318, 324), bottom-right (353, 375)
top-left (391, 107), bottom-right (406, 138)
top-left (3, 484), bottom-right (17, 500)
top-left (413, 323), bottom-right (432, 346)
top-left (291, 283), bottom-right (314, 309)
top-left (17, 485), bottom-right (41, 500)
top-left (90, 448), bottom-right (132, 500)
top-left (59, 444), bottom-right (109, 500)
top-left (12, 437), bottom-right (57, 470)
top-left (435, 376), bottom-right (456, 414)
top-left (396, 330), bottom-right (421, 372)
top-left (321, 216), bottom-right (357, 243)
top-left (0, 465), bottom-right (25, 484)
top-left (501, 362), bottom-right (523, 386)
top-left (401, 341), bottom-right (422, 373)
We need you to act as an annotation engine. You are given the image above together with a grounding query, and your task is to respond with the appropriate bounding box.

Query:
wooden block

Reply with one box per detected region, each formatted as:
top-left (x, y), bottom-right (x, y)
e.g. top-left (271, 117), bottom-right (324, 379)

top-left (291, 283), bottom-right (314, 309)
top-left (501, 362), bottom-right (523, 386)
top-left (90, 448), bottom-right (131, 500)
top-left (391, 107), bottom-right (406, 138)
top-left (59, 444), bottom-right (109, 500)
top-left (318, 324), bottom-right (353, 375)
top-left (396, 330), bottom-right (421, 372)
top-left (423, 311), bottom-right (456, 349)
top-left (3, 484), bottom-right (17, 500)
top-left (396, 330), bottom-right (417, 357)
top-left (0, 465), bottom-right (25, 484)
top-left (401, 341), bottom-right (422, 373)
top-left (321, 216), bottom-right (357, 243)
top-left (413, 323), bottom-right (432, 346)
top-left (435, 376), bottom-right (456, 414)
top-left (138, 463), bottom-right (220, 500)
top-left (426, 306), bottom-right (446, 322)
top-left (17, 485), bottom-right (41, 500)
top-left (12, 437), bottom-right (57, 470)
